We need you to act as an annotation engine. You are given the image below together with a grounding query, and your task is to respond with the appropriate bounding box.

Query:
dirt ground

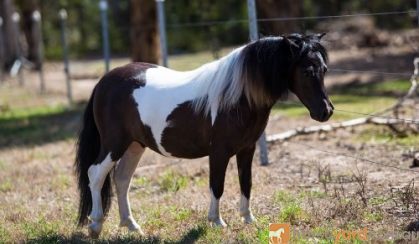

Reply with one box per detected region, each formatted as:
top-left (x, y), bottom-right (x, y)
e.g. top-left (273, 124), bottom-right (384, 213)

top-left (0, 40), bottom-right (418, 243)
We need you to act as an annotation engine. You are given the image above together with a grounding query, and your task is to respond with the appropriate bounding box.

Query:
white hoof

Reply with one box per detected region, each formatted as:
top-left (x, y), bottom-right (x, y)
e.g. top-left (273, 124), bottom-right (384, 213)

top-left (120, 217), bottom-right (144, 235)
top-left (241, 213), bottom-right (256, 224)
top-left (88, 221), bottom-right (102, 239)
top-left (209, 217), bottom-right (227, 227)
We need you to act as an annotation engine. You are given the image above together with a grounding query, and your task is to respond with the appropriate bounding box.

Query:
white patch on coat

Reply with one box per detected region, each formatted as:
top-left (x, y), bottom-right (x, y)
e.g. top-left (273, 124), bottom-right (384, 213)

top-left (88, 153), bottom-right (115, 222)
top-left (132, 46), bottom-right (245, 156)
top-left (316, 51), bottom-right (327, 70)
top-left (208, 188), bottom-right (227, 227)
top-left (239, 194), bottom-right (250, 216)
top-left (239, 194), bottom-right (255, 223)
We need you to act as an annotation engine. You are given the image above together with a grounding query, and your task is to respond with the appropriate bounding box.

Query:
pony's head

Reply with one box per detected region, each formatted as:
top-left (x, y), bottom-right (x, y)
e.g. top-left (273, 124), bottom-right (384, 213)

top-left (240, 33), bottom-right (333, 122)
top-left (286, 33), bottom-right (333, 122)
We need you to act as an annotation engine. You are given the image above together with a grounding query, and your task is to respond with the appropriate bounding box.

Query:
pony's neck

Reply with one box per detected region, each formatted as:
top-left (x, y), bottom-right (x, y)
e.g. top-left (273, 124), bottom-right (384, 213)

top-left (190, 46), bottom-right (246, 120)
top-left (240, 37), bottom-right (294, 108)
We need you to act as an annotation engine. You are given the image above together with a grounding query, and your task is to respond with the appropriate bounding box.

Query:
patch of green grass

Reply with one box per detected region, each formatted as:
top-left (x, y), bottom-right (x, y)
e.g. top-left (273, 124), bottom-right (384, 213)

top-left (169, 207), bottom-right (193, 221)
top-left (21, 217), bottom-right (58, 241)
top-left (144, 207), bottom-right (165, 229)
top-left (0, 105), bottom-right (67, 120)
top-left (274, 190), bottom-right (296, 204)
top-left (256, 216), bottom-right (271, 244)
top-left (203, 226), bottom-right (224, 243)
top-left (158, 170), bottom-right (189, 192)
top-left (0, 180), bottom-right (13, 192)
top-left (193, 176), bottom-right (208, 187)
top-left (356, 125), bottom-right (419, 146)
top-left (51, 175), bottom-right (71, 189)
top-left (363, 211), bottom-right (383, 222)
top-left (279, 202), bottom-right (309, 224)
top-left (0, 160), bottom-right (7, 170)
top-left (273, 190), bottom-right (310, 224)
top-left (0, 103), bottom-right (82, 147)
top-left (273, 95), bottom-right (396, 120)
top-left (334, 79), bottom-right (411, 97)
top-left (132, 176), bottom-right (151, 187)
top-left (0, 225), bottom-right (11, 243)
top-left (273, 79), bottom-right (411, 120)
top-left (299, 190), bottom-right (328, 199)
top-left (368, 197), bottom-right (388, 206)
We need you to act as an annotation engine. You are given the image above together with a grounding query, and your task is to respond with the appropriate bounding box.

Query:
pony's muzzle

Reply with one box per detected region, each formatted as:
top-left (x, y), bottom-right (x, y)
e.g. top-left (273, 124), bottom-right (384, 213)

top-left (311, 99), bottom-right (334, 122)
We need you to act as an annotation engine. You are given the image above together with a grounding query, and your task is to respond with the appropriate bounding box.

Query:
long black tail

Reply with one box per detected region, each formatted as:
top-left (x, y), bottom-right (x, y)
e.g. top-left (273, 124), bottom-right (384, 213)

top-left (75, 88), bottom-right (112, 226)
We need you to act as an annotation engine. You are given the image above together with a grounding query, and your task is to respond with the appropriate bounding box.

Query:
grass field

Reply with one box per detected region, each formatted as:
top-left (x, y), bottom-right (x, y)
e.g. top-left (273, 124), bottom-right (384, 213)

top-left (0, 49), bottom-right (418, 243)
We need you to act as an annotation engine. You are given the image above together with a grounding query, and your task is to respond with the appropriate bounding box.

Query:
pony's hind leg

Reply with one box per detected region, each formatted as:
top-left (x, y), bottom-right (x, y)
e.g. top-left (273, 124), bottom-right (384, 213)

top-left (114, 142), bottom-right (145, 233)
top-left (236, 145), bottom-right (256, 223)
top-left (88, 151), bottom-right (116, 238)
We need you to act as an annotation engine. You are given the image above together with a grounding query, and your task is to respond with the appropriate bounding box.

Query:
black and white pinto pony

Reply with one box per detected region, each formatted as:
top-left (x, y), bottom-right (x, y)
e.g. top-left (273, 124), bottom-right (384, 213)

top-left (75, 33), bottom-right (333, 238)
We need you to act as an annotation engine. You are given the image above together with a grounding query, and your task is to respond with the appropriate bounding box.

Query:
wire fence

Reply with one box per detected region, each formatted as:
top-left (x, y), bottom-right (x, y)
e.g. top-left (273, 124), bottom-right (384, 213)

top-left (329, 69), bottom-right (413, 77)
top-left (276, 100), bottom-right (419, 124)
top-left (167, 10), bottom-right (417, 28)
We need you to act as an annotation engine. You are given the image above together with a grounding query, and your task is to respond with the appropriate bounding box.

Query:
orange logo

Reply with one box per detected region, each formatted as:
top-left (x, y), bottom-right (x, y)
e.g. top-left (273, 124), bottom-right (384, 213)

top-left (269, 223), bottom-right (290, 244)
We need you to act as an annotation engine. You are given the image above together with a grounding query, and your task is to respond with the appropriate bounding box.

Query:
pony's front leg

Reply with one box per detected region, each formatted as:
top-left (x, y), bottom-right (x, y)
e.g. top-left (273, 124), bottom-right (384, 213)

top-left (114, 142), bottom-right (145, 234)
top-left (87, 153), bottom-right (115, 238)
top-left (208, 148), bottom-right (231, 227)
top-left (236, 145), bottom-right (256, 223)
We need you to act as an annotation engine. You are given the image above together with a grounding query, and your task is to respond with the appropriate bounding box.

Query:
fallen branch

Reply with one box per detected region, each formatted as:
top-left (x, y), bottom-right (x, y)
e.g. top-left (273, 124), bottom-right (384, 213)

top-left (267, 117), bottom-right (402, 142)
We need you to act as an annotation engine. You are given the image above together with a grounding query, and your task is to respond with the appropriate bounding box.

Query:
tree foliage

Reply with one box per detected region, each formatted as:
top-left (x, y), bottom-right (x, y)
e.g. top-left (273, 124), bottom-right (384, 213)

top-left (0, 0), bottom-right (416, 61)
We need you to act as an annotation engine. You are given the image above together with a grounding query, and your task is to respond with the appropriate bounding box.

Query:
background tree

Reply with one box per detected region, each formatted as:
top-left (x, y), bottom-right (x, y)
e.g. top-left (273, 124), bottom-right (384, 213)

top-left (0, 0), bottom-right (19, 68)
top-left (257, 0), bottom-right (302, 35)
top-left (16, 0), bottom-right (42, 69)
top-left (130, 0), bottom-right (159, 64)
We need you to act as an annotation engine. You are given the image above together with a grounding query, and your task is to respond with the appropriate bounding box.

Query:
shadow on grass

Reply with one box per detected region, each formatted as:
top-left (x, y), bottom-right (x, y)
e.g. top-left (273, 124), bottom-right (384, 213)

top-left (25, 226), bottom-right (206, 244)
top-left (0, 103), bottom-right (85, 149)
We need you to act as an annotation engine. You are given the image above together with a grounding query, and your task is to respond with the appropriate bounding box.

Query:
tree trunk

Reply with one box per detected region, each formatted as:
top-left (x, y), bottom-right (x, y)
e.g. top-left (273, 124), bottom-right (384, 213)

top-left (257, 0), bottom-right (302, 35)
top-left (0, 0), bottom-right (19, 69)
top-left (19, 0), bottom-right (42, 69)
top-left (130, 0), bottom-right (160, 64)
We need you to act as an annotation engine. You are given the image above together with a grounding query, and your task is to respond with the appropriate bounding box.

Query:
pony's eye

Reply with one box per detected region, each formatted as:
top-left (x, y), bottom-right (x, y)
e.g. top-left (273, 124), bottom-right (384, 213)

top-left (304, 66), bottom-right (315, 77)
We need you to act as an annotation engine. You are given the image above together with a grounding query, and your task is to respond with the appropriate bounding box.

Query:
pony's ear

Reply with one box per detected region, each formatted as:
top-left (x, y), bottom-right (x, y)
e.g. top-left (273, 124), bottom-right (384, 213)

top-left (315, 33), bottom-right (327, 40)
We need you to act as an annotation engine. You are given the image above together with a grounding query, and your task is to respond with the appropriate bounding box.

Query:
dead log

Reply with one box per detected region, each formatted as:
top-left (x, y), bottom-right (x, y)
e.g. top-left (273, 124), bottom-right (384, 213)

top-left (267, 117), bottom-right (404, 142)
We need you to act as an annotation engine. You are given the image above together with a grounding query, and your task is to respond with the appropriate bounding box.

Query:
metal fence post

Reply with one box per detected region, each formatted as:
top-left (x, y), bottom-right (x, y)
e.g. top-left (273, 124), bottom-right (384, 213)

top-left (99, 0), bottom-right (110, 73)
top-left (59, 9), bottom-right (73, 104)
top-left (0, 17), bottom-right (4, 83)
top-left (156, 0), bottom-right (168, 67)
top-left (32, 10), bottom-right (45, 93)
top-left (11, 12), bottom-right (24, 86)
top-left (247, 0), bottom-right (269, 166)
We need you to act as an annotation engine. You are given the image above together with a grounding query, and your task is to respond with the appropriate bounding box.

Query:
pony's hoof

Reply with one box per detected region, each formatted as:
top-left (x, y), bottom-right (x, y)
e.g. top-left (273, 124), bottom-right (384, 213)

top-left (120, 219), bottom-right (145, 235)
top-left (241, 213), bottom-right (256, 224)
top-left (88, 222), bottom-right (102, 239)
top-left (209, 217), bottom-right (227, 227)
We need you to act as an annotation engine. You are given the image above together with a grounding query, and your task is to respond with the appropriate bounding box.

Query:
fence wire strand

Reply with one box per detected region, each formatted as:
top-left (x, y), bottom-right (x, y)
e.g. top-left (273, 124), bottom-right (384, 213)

top-left (168, 10), bottom-right (417, 28)
top-left (329, 68), bottom-right (412, 77)
top-left (277, 101), bottom-right (419, 124)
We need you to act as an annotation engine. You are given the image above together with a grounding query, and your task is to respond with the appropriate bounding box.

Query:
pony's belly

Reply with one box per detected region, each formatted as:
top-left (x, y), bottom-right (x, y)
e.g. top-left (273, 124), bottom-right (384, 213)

top-left (159, 125), bottom-right (210, 158)
top-left (158, 102), bottom-right (211, 159)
